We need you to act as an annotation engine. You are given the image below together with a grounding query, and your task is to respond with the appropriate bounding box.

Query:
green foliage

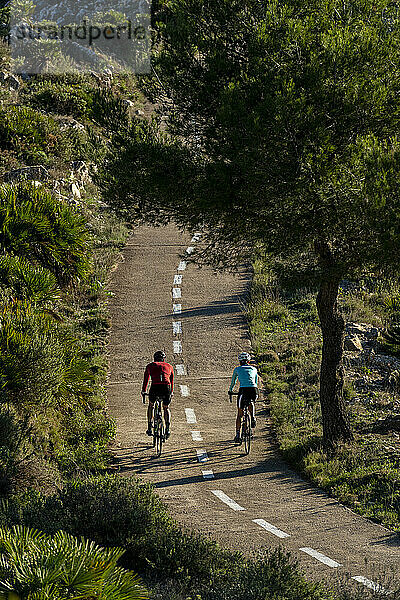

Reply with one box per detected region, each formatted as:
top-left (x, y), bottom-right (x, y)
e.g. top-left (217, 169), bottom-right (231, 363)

top-left (0, 256), bottom-right (61, 305)
top-left (249, 261), bottom-right (400, 531)
top-left (0, 476), bottom-right (333, 600)
top-left (26, 80), bottom-right (93, 119)
top-left (0, 184), bottom-right (91, 285)
top-left (0, 106), bottom-right (61, 164)
top-left (0, 407), bottom-right (32, 495)
top-left (0, 525), bottom-right (148, 600)
top-left (90, 90), bottom-right (129, 133)
top-left (379, 325), bottom-right (400, 357)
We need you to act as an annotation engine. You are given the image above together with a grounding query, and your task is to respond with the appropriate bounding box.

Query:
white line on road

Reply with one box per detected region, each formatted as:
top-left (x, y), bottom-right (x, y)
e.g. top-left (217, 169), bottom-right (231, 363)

top-left (186, 246), bottom-right (195, 254)
top-left (191, 430), bottom-right (203, 441)
top-left (174, 274), bottom-right (183, 284)
top-left (202, 470), bottom-right (214, 480)
top-left (178, 261), bottom-right (187, 271)
top-left (185, 408), bottom-right (197, 424)
top-left (173, 321), bottom-right (182, 335)
top-left (299, 548), bottom-right (341, 568)
top-left (253, 519), bottom-right (290, 539)
top-left (176, 364), bottom-right (187, 375)
top-left (211, 490), bottom-right (245, 511)
top-left (172, 287), bottom-right (182, 299)
top-left (197, 449), bottom-right (208, 463)
top-left (173, 340), bottom-right (182, 354)
top-left (180, 384), bottom-right (190, 397)
top-left (352, 576), bottom-right (390, 594)
top-left (173, 304), bottom-right (182, 314)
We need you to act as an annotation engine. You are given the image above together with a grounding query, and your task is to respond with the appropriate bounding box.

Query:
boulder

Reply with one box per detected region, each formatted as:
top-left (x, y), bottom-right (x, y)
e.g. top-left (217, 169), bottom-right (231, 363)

top-left (4, 165), bottom-right (50, 183)
top-left (344, 335), bottom-right (363, 352)
top-left (122, 99), bottom-right (135, 108)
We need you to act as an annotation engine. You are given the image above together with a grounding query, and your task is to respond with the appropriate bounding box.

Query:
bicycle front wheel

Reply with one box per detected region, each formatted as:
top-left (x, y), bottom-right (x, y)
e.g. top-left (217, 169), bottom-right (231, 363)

top-left (156, 421), bottom-right (164, 457)
top-left (243, 413), bottom-right (251, 455)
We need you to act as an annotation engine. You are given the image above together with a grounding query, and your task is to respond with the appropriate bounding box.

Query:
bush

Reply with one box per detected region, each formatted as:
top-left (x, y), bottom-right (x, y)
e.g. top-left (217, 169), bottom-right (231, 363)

top-left (0, 475), bottom-right (333, 600)
top-left (26, 80), bottom-right (93, 118)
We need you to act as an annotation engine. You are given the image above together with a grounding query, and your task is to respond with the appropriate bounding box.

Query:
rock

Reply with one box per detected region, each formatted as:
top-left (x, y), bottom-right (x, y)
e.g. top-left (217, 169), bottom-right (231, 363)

top-left (70, 182), bottom-right (81, 199)
top-left (135, 109), bottom-right (145, 117)
top-left (58, 118), bottom-right (85, 131)
top-left (122, 99), bottom-right (134, 108)
top-left (0, 71), bottom-right (8, 84)
top-left (4, 165), bottom-right (50, 183)
top-left (344, 335), bottom-right (363, 352)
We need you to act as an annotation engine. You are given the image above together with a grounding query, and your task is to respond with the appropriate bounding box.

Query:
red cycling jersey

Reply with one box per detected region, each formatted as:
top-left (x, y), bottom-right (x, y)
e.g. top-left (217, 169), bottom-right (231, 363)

top-left (142, 361), bottom-right (174, 393)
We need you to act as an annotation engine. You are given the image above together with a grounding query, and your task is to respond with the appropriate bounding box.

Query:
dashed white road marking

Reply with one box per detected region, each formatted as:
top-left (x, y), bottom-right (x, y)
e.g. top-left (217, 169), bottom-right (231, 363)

top-left (180, 384), bottom-right (190, 397)
top-left (197, 449), bottom-right (208, 463)
top-left (173, 304), bottom-right (182, 314)
top-left (186, 246), bottom-right (195, 254)
top-left (191, 430), bottom-right (203, 441)
top-left (211, 490), bottom-right (245, 511)
top-left (253, 519), bottom-right (290, 539)
top-left (202, 470), bottom-right (214, 480)
top-left (173, 321), bottom-right (182, 334)
top-left (299, 548), bottom-right (341, 568)
top-left (176, 364), bottom-right (186, 376)
top-left (185, 408), bottom-right (197, 424)
top-left (174, 274), bottom-right (183, 285)
top-left (351, 576), bottom-right (390, 594)
top-left (178, 261), bottom-right (187, 271)
top-left (173, 340), bottom-right (182, 354)
top-left (173, 287), bottom-right (182, 299)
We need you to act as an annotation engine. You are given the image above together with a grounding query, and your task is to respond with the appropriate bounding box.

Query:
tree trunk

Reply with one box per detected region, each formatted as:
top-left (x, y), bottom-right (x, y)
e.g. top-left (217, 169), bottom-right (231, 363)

top-left (316, 277), bottom-right (353, 447)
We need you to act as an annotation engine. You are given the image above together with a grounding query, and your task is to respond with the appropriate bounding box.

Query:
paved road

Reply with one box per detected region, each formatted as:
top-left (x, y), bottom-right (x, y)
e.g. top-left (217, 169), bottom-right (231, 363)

top-left (107, 224), bottom-right (400, 593)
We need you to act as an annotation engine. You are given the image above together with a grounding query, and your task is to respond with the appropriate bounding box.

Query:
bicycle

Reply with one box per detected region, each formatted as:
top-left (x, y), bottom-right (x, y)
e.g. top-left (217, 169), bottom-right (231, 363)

top-left (142, 393), bottom-right (165, 457)
top-left (229, 391), bottom-right (252, 455)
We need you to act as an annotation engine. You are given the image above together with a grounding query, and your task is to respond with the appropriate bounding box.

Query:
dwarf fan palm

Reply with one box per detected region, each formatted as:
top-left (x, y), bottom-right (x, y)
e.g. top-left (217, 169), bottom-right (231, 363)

top-left (0, 525), bottom-right (148, 599)
top-left (0, 184), bottom-right (91, 286)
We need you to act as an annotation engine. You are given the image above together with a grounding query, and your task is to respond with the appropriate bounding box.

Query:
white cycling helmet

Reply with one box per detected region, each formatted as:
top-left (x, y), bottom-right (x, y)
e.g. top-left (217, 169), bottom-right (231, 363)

top-left (238, 352), bottom-right (251, 363)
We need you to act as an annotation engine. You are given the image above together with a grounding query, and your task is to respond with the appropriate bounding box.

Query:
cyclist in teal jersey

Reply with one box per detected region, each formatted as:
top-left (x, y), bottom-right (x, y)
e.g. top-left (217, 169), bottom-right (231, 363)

top-left (229, 352), bottom-right (258, 444)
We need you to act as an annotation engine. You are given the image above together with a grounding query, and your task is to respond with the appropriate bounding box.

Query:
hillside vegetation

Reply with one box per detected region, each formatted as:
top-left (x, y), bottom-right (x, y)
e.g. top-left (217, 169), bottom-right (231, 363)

top-left (0, 1), bottom-right (399, 598)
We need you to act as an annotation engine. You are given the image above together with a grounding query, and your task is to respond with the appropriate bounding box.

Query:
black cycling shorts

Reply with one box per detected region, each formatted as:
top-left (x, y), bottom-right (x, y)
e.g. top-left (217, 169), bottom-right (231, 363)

top-left (149, 384), bottom-right (172, 406)
top-left (237, 387), bottom-right (258, 409)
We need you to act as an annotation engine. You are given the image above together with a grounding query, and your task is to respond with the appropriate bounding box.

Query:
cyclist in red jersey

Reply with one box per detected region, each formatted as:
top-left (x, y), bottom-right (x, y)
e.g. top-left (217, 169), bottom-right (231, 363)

top-left (141, 350), bottom-right (174, 439)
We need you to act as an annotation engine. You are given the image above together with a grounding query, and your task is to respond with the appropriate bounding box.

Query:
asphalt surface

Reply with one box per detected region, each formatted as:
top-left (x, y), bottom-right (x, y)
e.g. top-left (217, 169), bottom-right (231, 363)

top-left (107, 224), bottom-right (400, 592)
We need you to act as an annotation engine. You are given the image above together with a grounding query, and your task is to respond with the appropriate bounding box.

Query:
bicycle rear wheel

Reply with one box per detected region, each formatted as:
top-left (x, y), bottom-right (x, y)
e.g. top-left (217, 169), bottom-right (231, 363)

top-left (243, 413), bottom-right (251, 455)
top-left (156, 421), bottom-right (164, 457)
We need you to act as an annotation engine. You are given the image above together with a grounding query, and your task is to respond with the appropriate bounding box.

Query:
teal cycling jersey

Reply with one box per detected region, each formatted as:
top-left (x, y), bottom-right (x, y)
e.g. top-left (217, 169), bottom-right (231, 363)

top-left (229, 365), bottom-right (258, 391)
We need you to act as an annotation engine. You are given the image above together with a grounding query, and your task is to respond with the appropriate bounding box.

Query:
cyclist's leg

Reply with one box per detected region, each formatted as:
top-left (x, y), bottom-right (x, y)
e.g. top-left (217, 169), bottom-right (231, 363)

top-left (163, 386), bottom-right (172, 437)
top-left (147, 401), bottom-right (154, 434)
top-left (235, 391), bottom-right (244, 441)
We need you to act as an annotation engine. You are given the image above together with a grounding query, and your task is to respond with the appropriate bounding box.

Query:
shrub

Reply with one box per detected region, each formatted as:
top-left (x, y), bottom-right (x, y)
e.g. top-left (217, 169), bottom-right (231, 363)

top-left (0, 476), bottom-right (333, 600)
top-left (0, 184), bottom-right (91, 285)
top-left (0, 525), bottom-right (148, 599)
top-left (26, 80), bottom-right (93, 118)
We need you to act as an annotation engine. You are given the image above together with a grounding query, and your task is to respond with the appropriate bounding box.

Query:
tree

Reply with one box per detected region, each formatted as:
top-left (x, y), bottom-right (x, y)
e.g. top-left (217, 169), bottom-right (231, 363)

top-left (101, 0), bottom-right (400, 446)
top-left (0, 525), bottom-right (148, 599)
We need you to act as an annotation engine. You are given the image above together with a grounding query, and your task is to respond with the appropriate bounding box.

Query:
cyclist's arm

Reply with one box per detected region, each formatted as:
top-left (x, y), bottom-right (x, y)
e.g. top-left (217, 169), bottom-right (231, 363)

top-left (142, 366), bottom-right (150, 394)
top-left (228, 368), bottom-right (238, 392)
top-left (170, 368), bottom-right (174, 394)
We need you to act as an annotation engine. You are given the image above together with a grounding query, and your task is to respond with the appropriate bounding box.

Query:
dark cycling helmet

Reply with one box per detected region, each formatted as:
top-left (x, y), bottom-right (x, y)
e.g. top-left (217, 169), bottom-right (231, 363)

top-left (154, 350), bottom-right (166, 362)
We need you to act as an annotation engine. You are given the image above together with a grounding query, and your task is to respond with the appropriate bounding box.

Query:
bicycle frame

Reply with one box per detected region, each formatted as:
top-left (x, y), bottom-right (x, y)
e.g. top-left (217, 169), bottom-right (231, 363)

top-left (142, 393), bottom-right (165, 457)
top-left (229, 391), bottom-right (253, 454)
